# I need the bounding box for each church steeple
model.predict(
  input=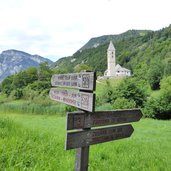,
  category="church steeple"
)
[103,41,131,78]
[108,41,115,51]
[107,41,116,77]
